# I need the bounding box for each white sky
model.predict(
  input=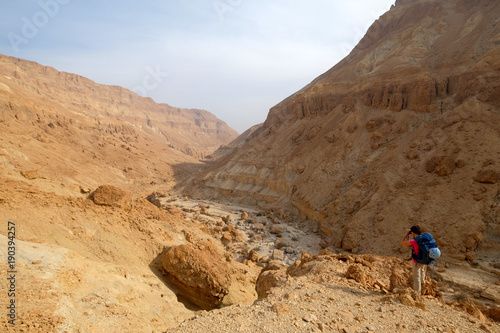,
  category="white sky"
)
[1,0,395,133]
